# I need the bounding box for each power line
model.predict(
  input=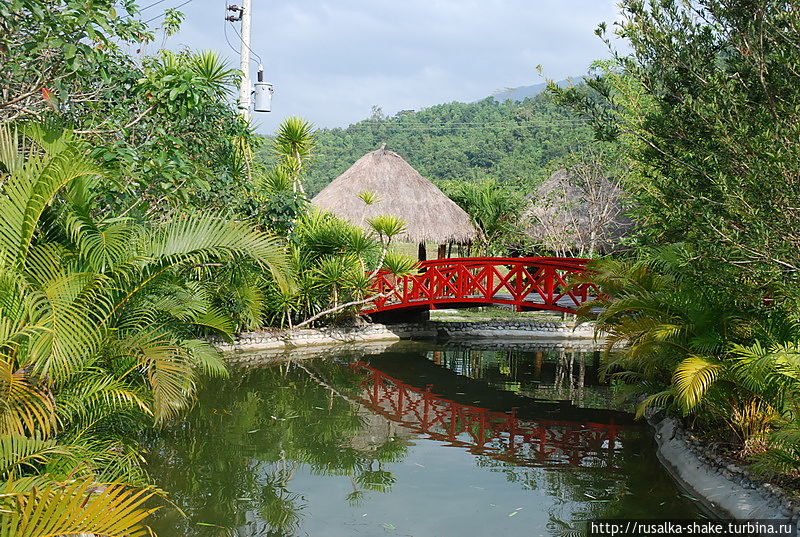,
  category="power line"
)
[139,0,171,12]
[229,11,262,65]
[143,0,195,25]
[333,122,592,131]
[222,7,240,56]
[355,120,591,126]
